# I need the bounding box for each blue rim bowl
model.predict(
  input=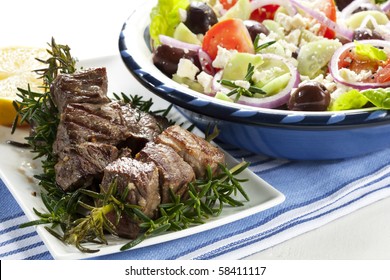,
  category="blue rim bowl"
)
[118,1,390,160]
